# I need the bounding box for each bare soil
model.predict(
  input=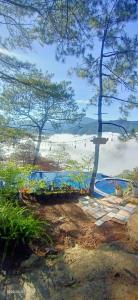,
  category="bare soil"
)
[33,200,138,254]
[0,198,138,300]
